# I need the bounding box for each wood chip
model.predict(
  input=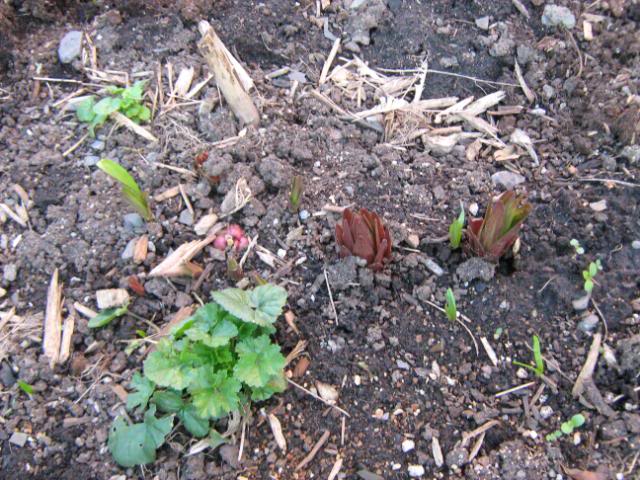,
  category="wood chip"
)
[173,66,195,97]
[154,185,181,202]
[572,333,601,398]
[266,413,287,453]
[58,312,75,364]
[293,356,310,378]
[43,269,63,368]
[515,61,535,103]
[294,430,330,472]
[320,38,341,85]
[284,310,300,334]
[133,235,149,264]
[194,213,219,236]
[327,456,343,480]
[480,337,499,366]
[432,436,444,467]
[111,384,128,403]
[583,21,594,41]
[149,237,214,277]
[316,381,339,403]
[96,289,130,309]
